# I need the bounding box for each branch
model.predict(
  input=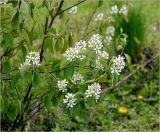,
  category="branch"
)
[57,0,87,15]
[101,54,160,94]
